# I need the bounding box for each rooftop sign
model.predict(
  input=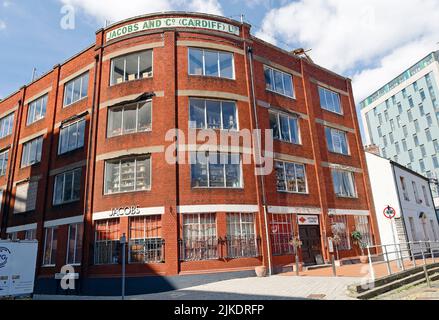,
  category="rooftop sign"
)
[106,17,240,42]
